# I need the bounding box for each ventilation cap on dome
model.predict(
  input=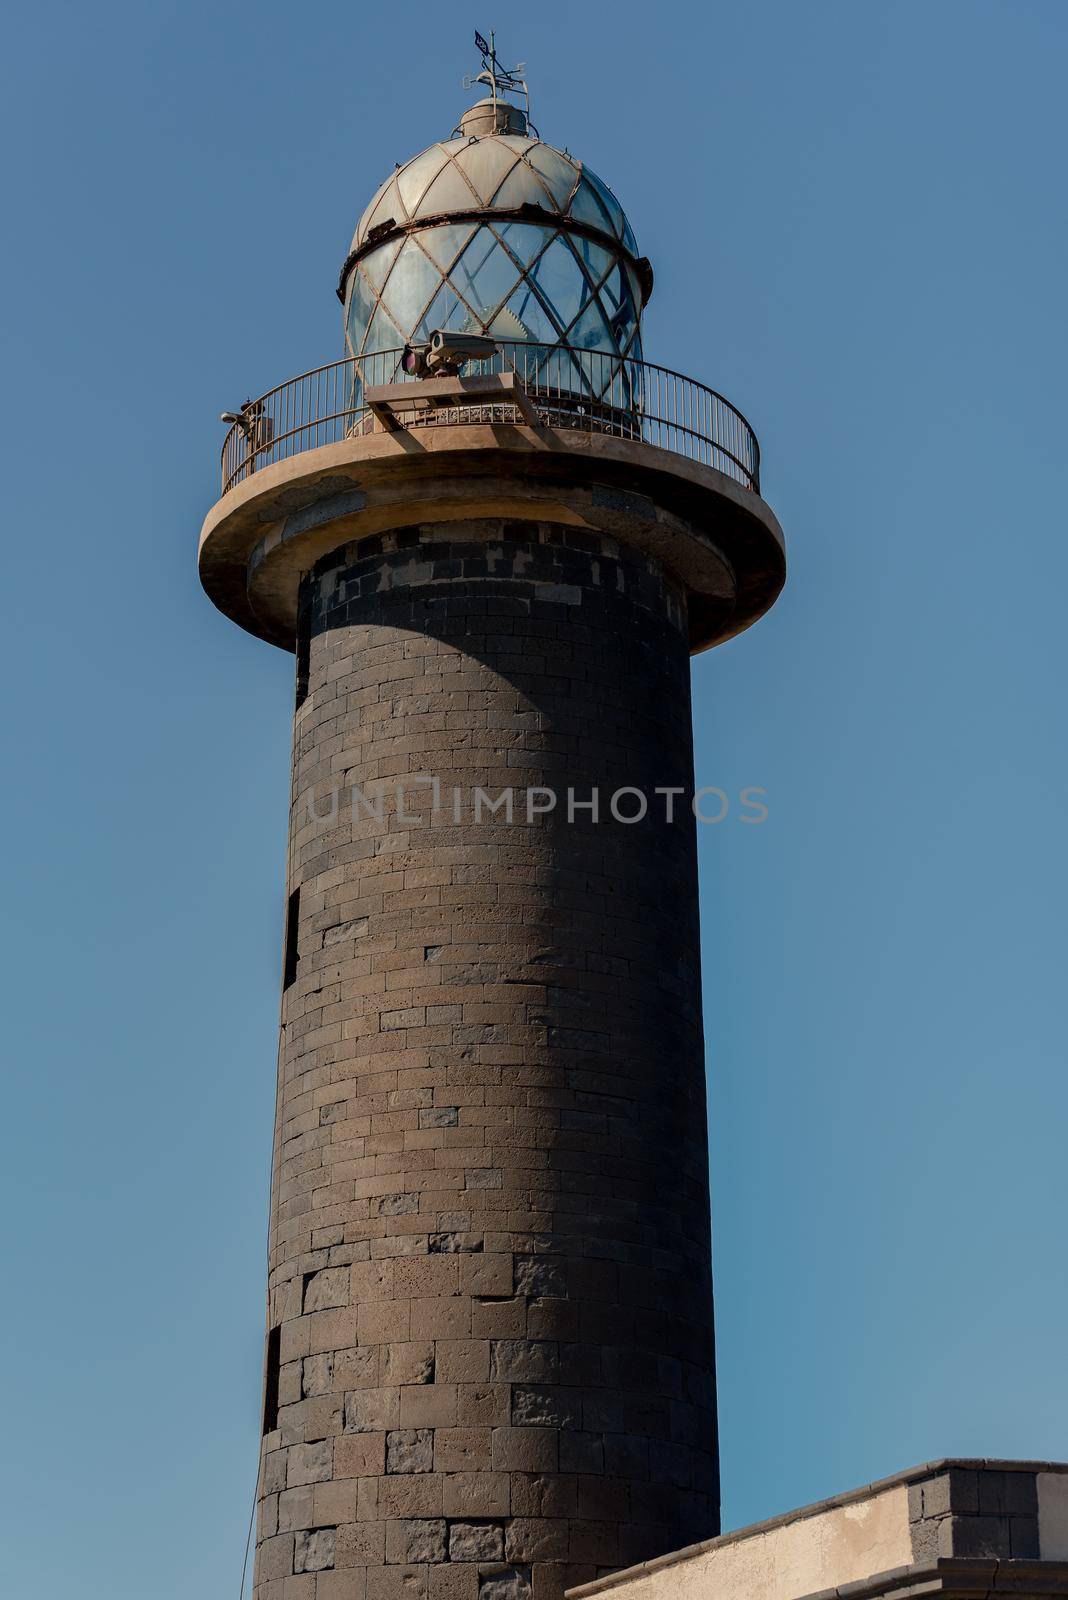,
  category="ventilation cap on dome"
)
[459,98,528,138]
